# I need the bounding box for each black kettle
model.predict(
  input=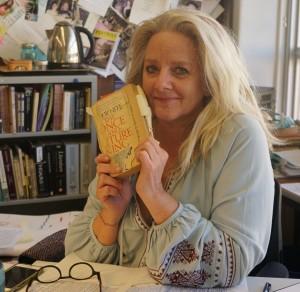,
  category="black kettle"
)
[47,21,94,69]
